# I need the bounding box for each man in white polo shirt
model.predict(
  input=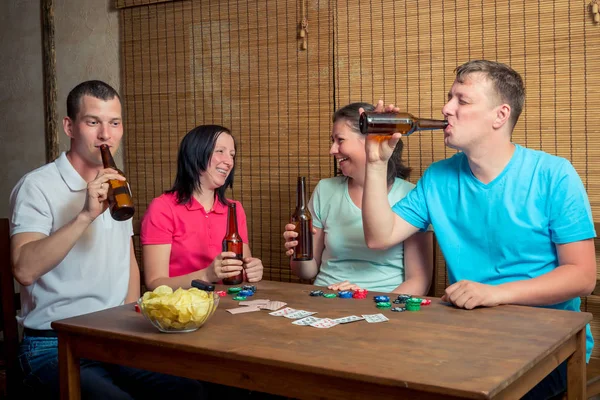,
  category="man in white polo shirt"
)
[10,80,206,399]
